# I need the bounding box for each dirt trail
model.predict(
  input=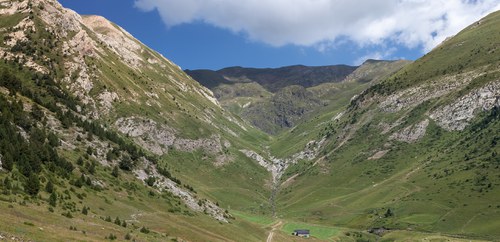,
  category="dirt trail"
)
[266,220,283,242]
[461,213,480,233]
